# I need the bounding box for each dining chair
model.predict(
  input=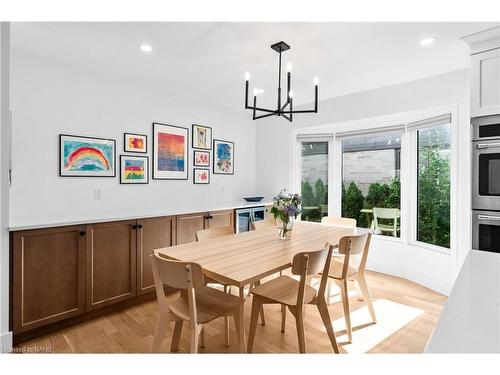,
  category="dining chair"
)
[321,216,357,228]
[372,207,400,237]
[247,244,339,354]
[150,251,242,353]
[250,216,276,230]
[326,232,376,343]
